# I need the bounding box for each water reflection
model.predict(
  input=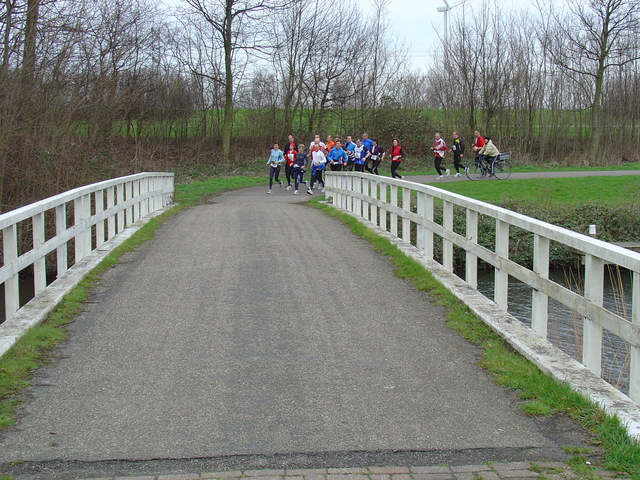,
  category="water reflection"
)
[476,267,632,394]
